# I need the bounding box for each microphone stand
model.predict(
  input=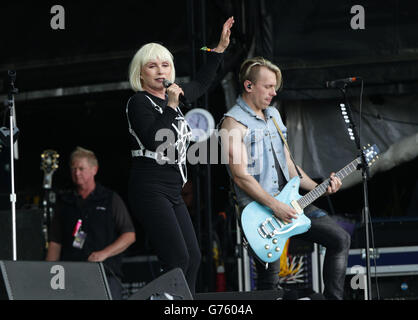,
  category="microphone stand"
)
[7,70,18,261]
[339,83,372,300]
